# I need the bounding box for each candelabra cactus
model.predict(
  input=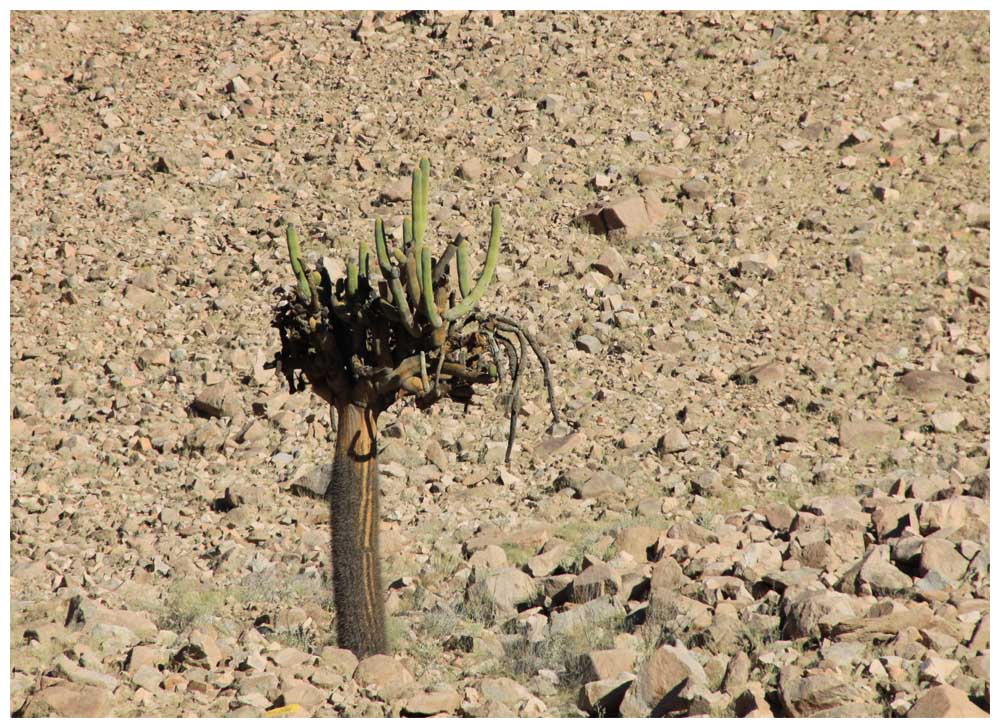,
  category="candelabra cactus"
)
[271,158,558,657]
